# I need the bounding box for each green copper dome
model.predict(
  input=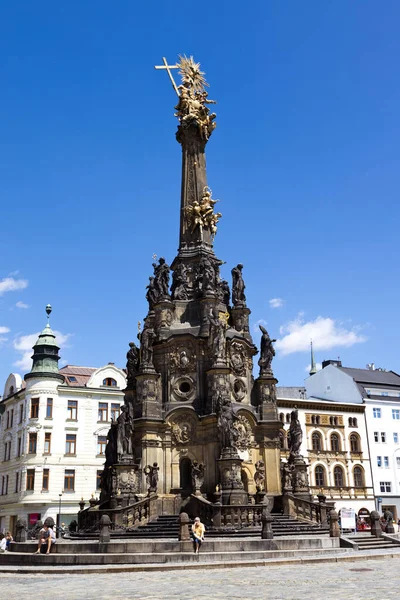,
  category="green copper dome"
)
[25,305,65,382]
